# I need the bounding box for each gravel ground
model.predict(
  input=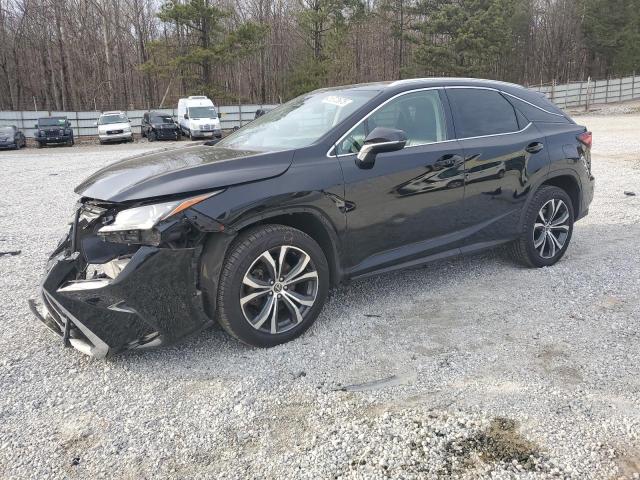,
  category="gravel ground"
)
[1,117,639,480]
